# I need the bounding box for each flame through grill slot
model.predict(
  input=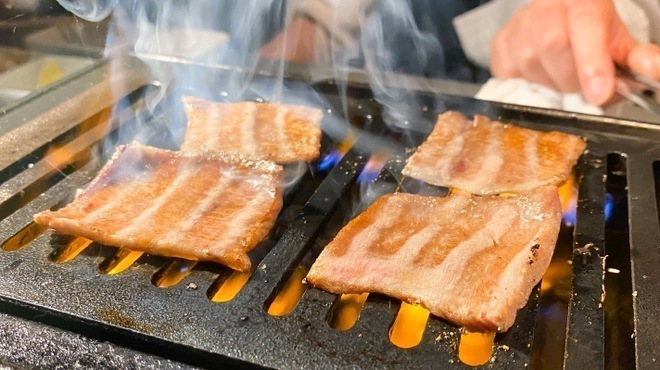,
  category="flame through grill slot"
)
[51,237,93,263]
[99,248,143,275]
[0,62,658,369]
